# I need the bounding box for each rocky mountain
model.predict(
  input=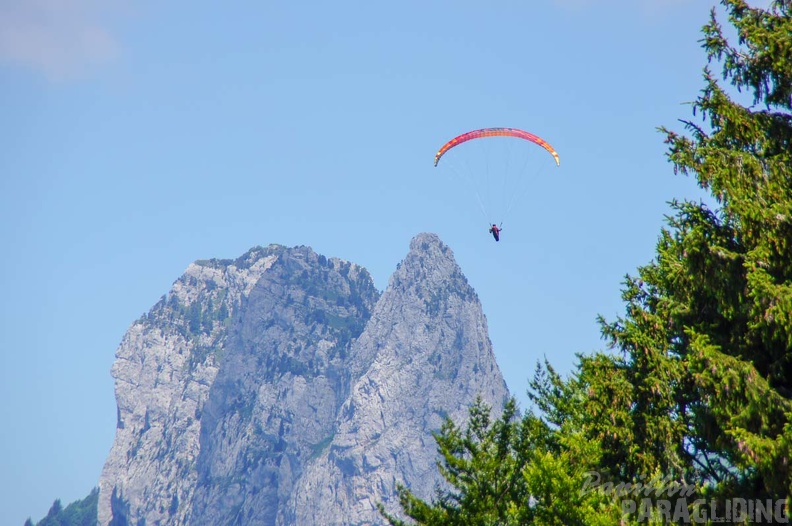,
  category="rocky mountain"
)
[97,233,510,525]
